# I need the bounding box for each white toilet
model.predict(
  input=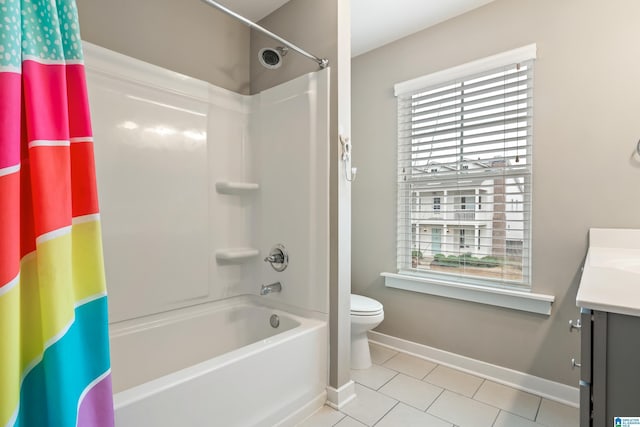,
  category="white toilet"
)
[350,294,384,370]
